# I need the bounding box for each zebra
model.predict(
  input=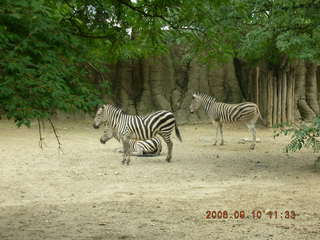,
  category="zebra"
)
[93,104,182,165]
[100,127,162,156]
[189,93,261,150]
